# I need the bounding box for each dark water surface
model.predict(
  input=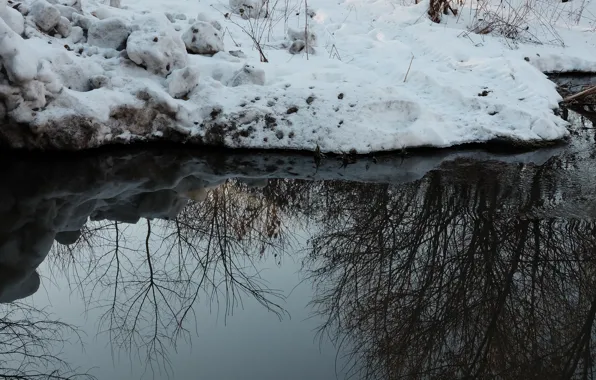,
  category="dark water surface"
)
[1,113,596,380]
